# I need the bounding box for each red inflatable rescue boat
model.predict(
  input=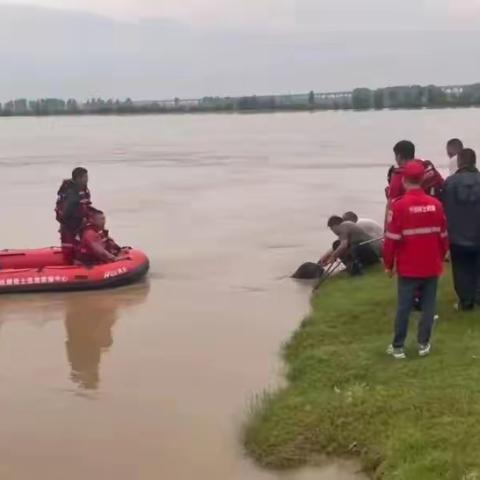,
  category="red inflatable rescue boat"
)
[0,247,149,294]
